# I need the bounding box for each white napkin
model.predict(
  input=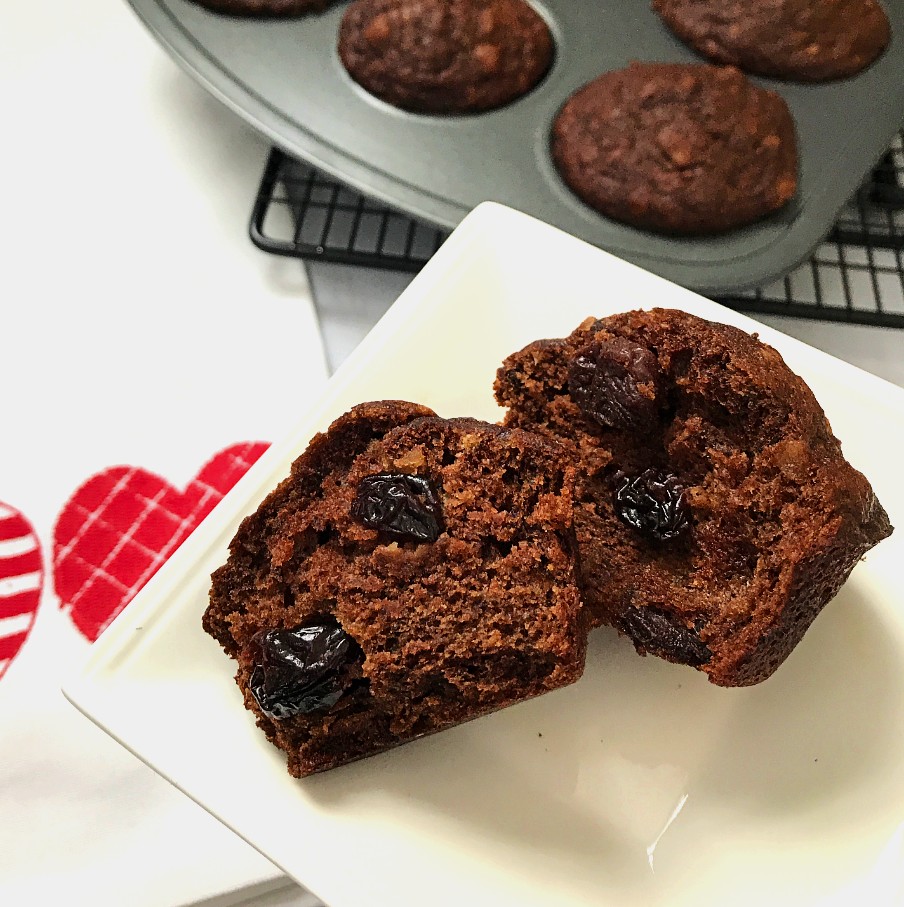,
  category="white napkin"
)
[0,1,334,903]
